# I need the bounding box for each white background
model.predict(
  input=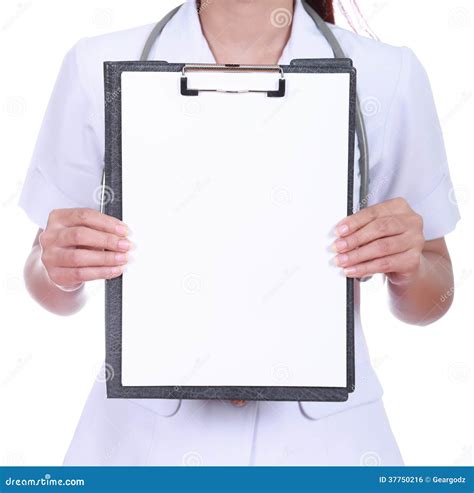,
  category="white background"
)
[0,0,472,466]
